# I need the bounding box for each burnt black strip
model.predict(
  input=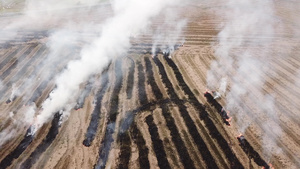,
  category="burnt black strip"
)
[204,92,230,125]
[162,55,244,168]
[145,115,171,169]
[161,104,196,169]
[0,127,35,169]
[94,123,115,169]
[109,59,123,122]
[126,57,135,99]
[144,57,163,100]
[94,59,124,169]
[20,112,62,169]
[144,57,195,169]
[83,72,109,147]
[237,135,270,169]
[117,131,131,169]
[27,80,48,104]
[153,56,219,169]
[130,122,150,169]
[137,62,148,105]
[75,79,93,110]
